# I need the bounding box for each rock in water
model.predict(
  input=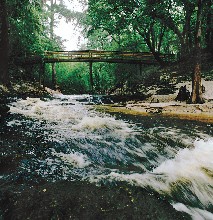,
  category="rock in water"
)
[0,104,10,118]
